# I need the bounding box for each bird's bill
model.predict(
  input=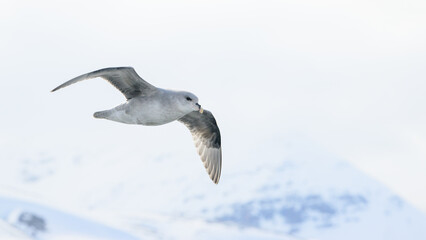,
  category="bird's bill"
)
[199,107,204,114]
